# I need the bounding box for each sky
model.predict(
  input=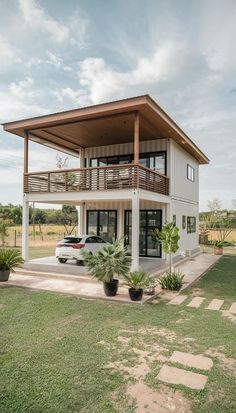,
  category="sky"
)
[0,0,235,211]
